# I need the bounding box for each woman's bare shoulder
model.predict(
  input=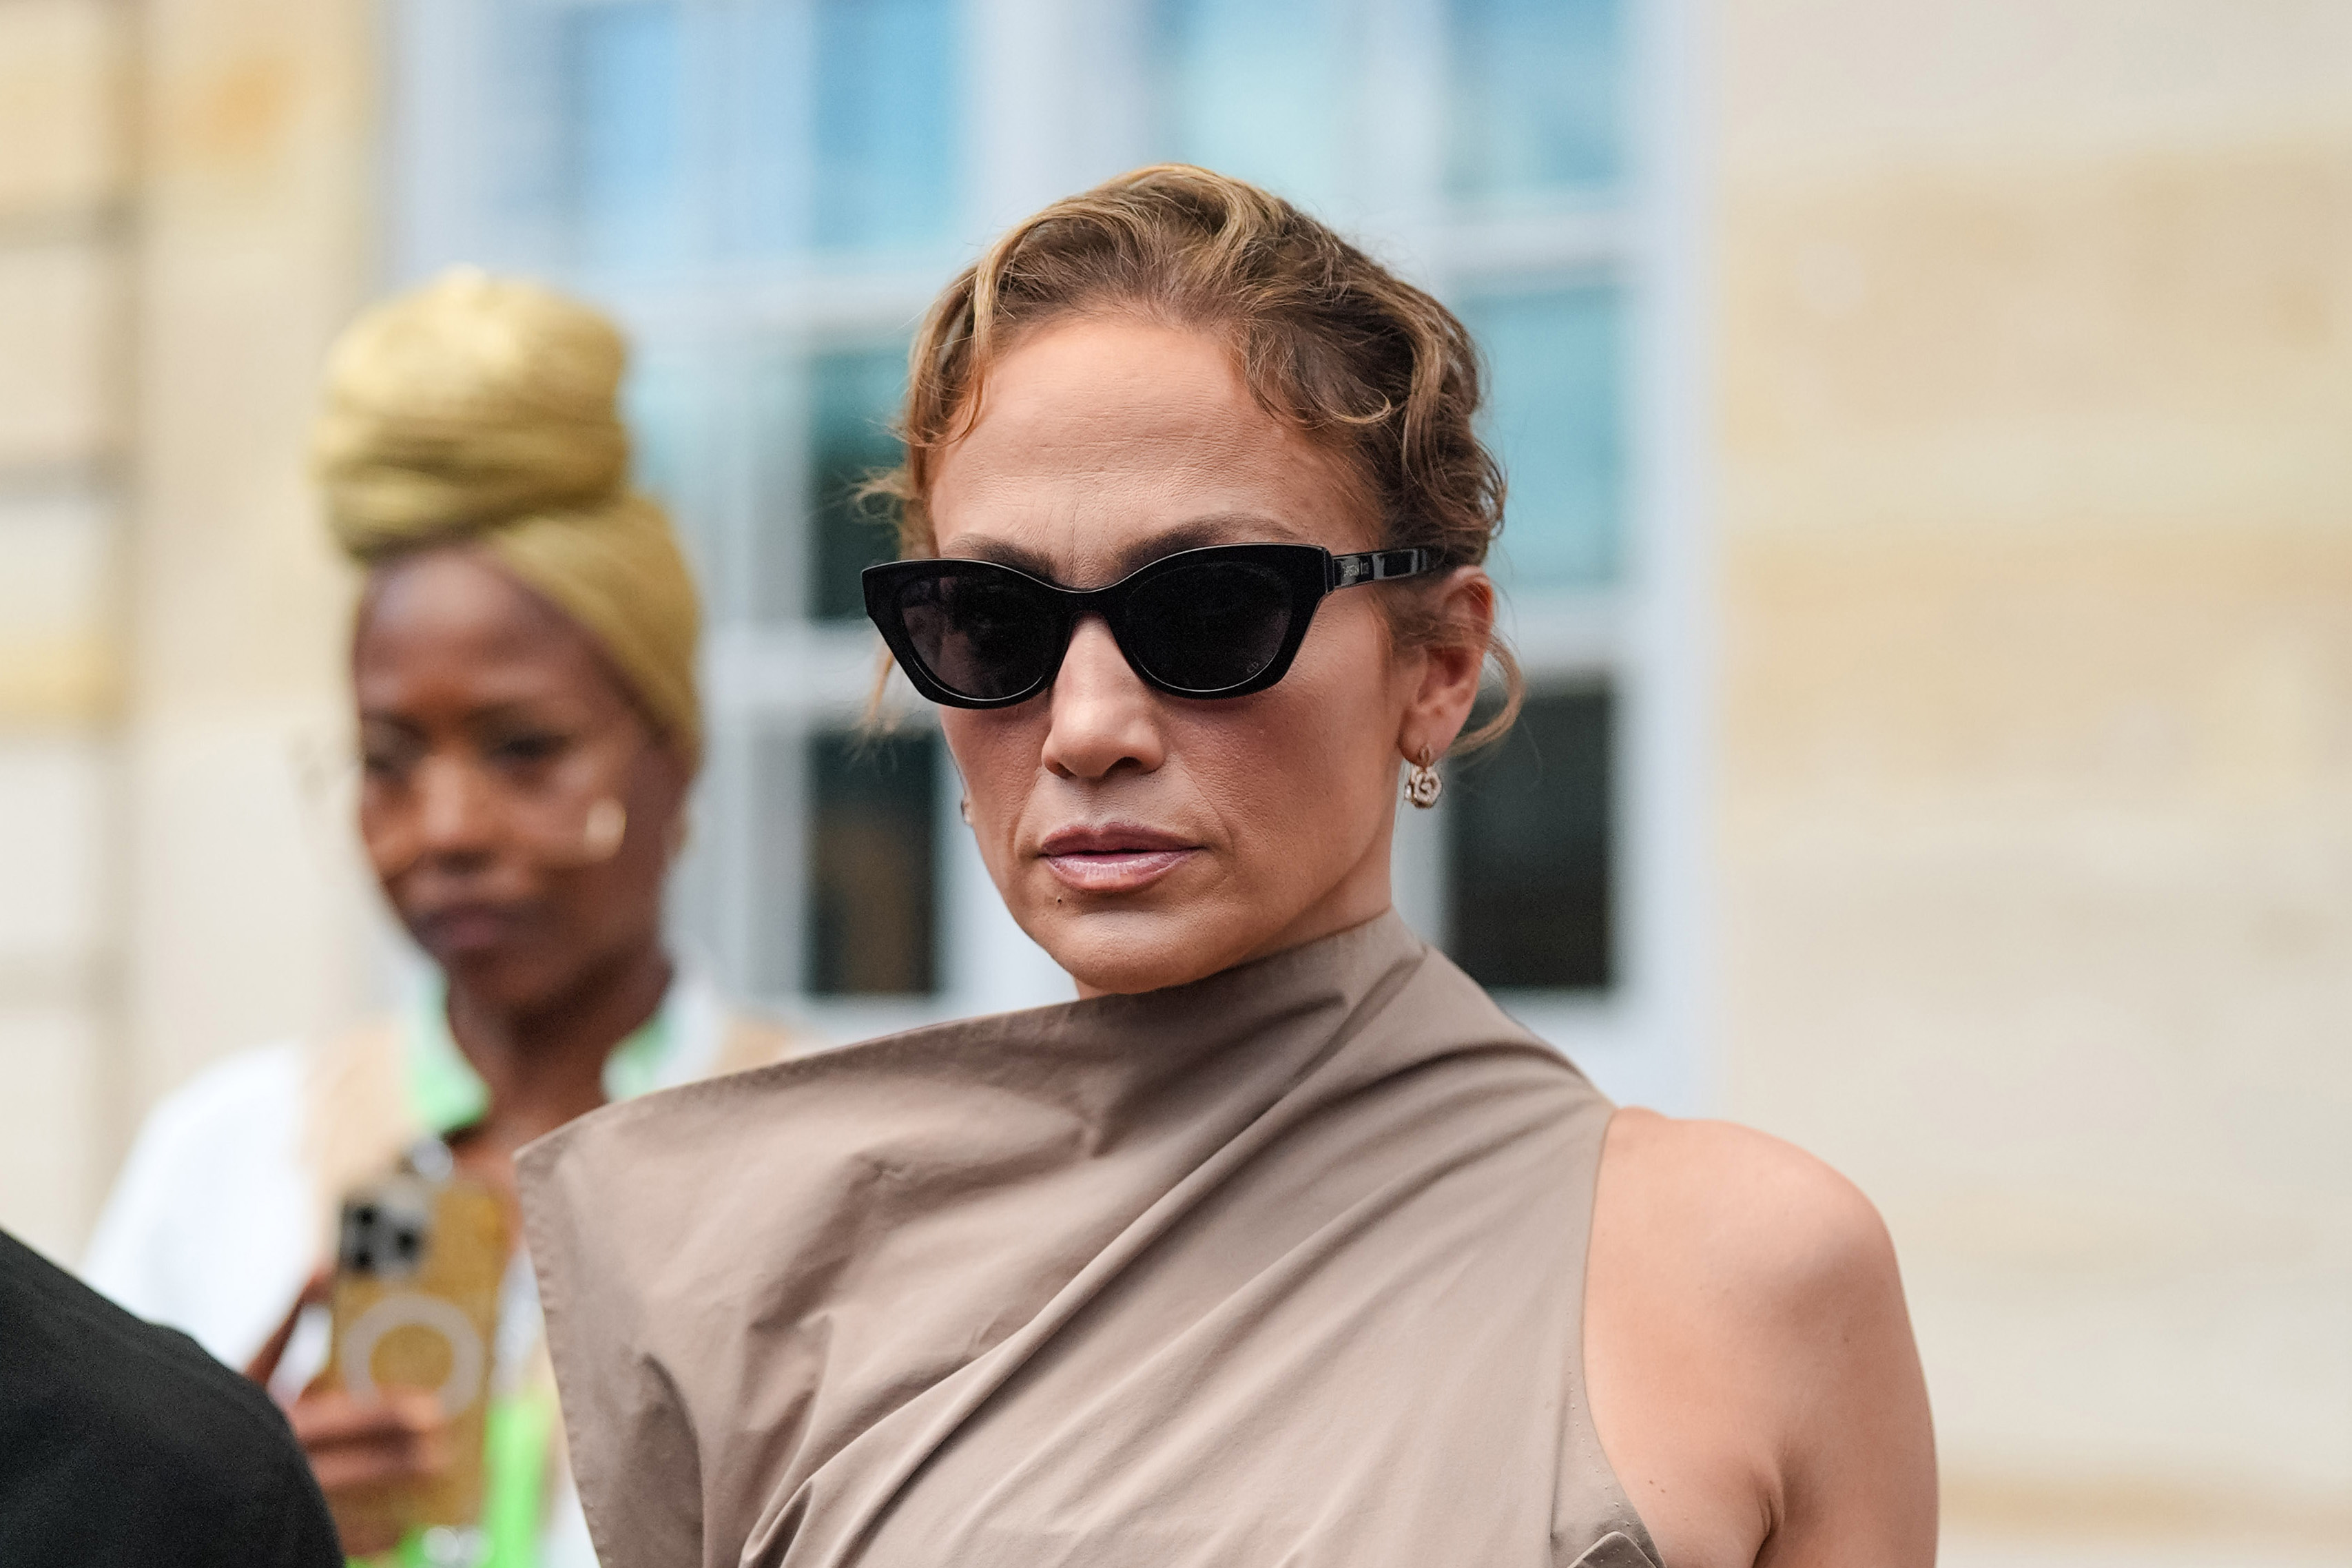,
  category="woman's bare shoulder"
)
[1596,1109,1899,1310]
[1587,1111,1935,1568]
